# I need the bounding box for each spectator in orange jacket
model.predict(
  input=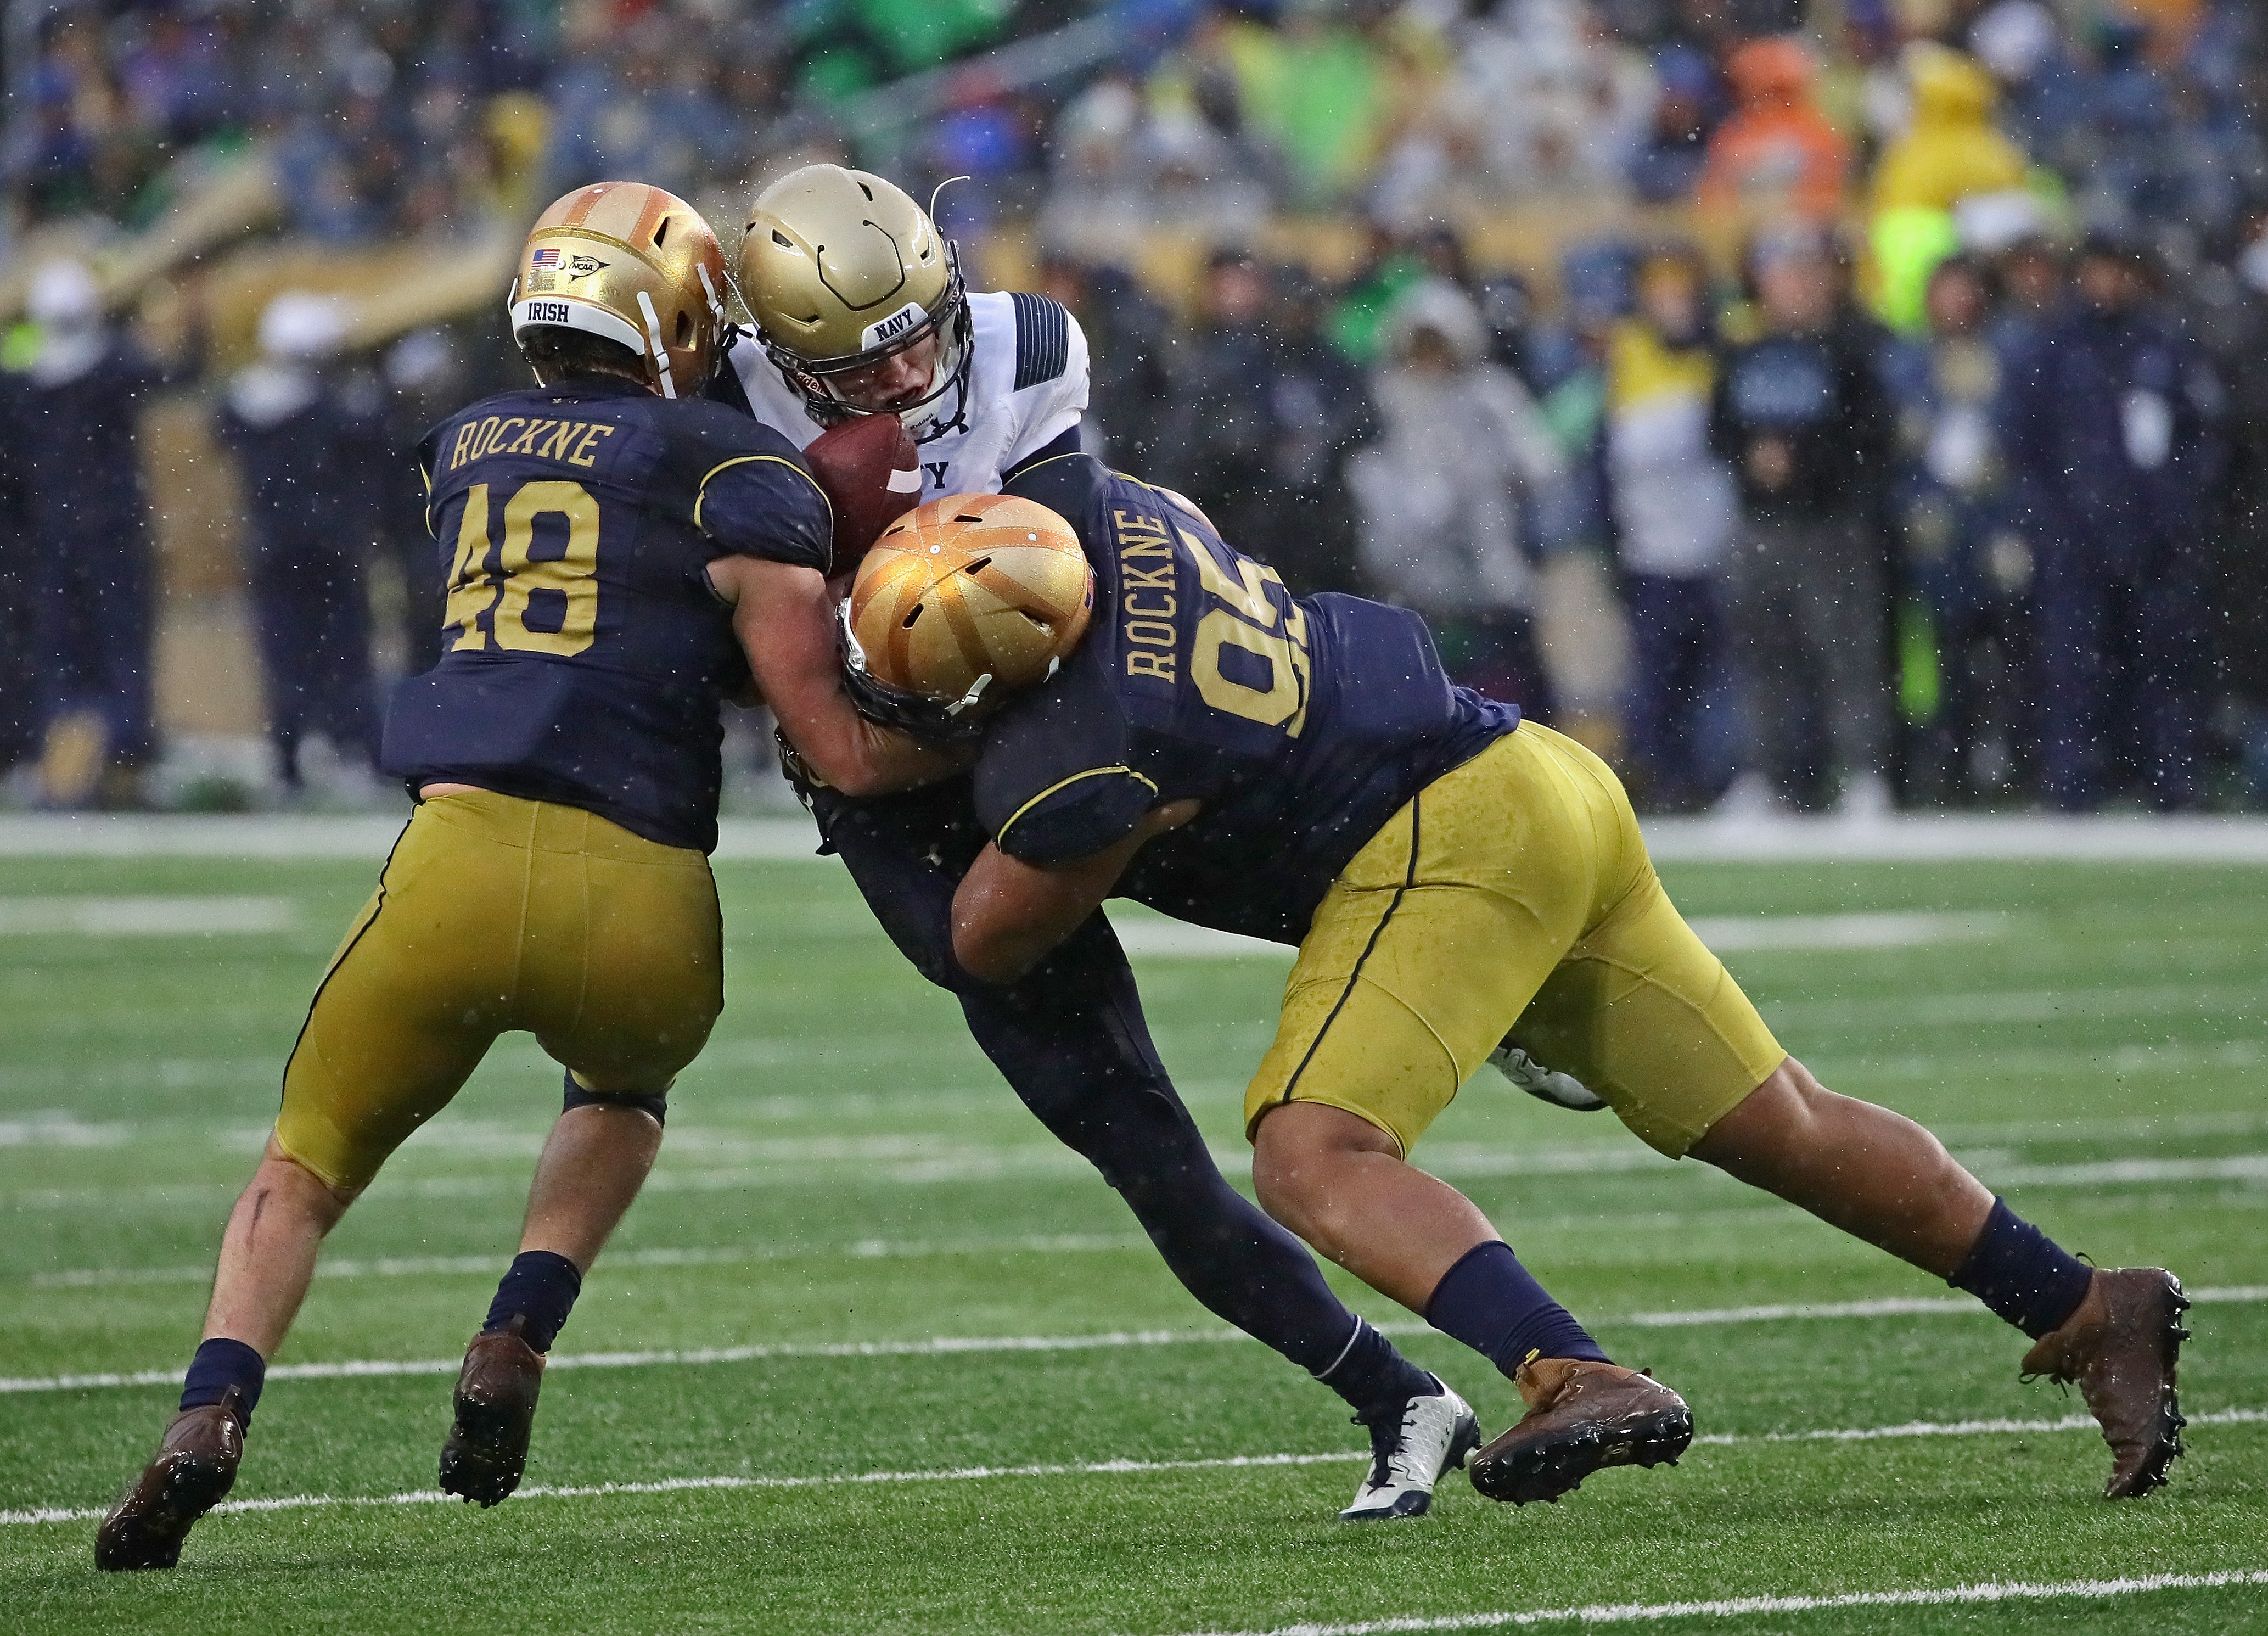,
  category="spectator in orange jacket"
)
[1697,37,1850,221]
